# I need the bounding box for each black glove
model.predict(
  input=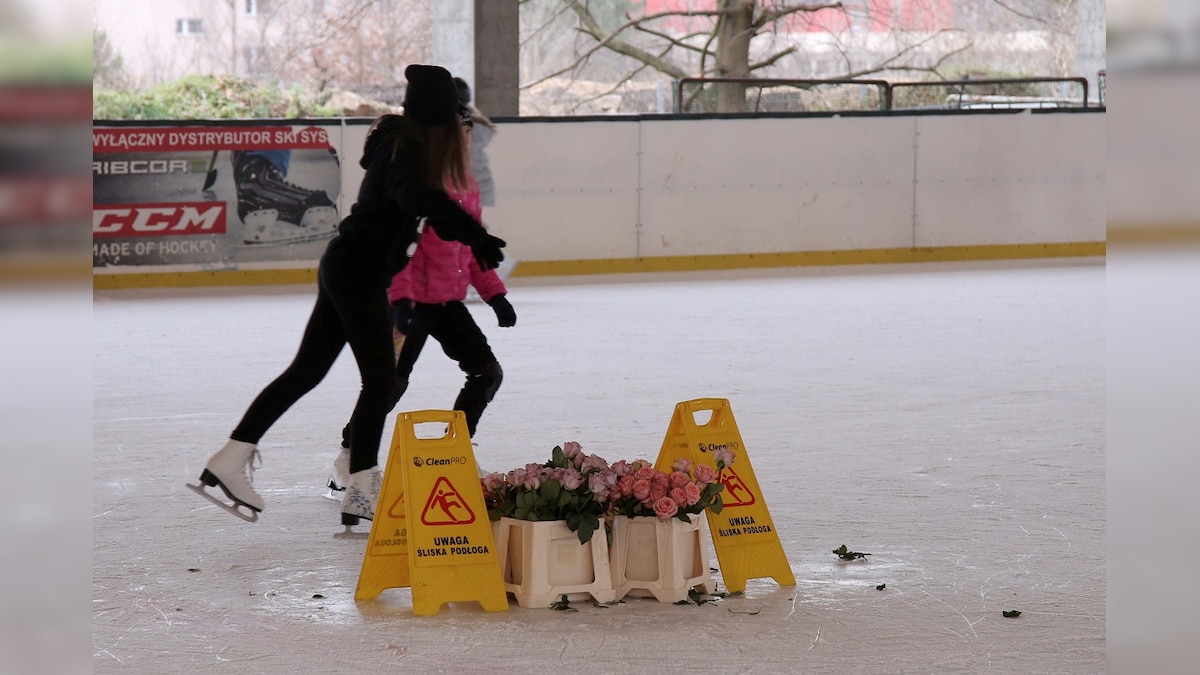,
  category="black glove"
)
[488,293,517,327]
[470,233,506,271]
[391,299,414,335]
